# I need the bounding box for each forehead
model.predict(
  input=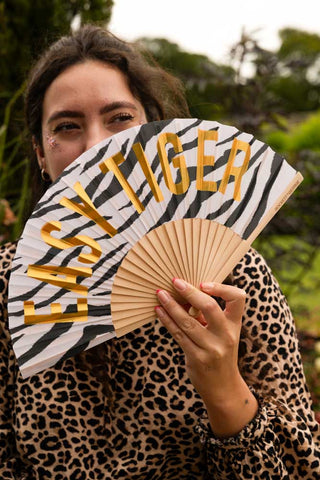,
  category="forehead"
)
[42,60,134,114]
